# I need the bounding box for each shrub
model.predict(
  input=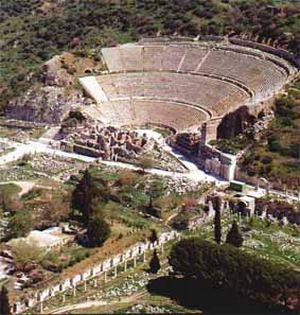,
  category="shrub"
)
[261,155,272,164]
[6,210,33,239]
[225,221,243,247]
[11,241,45,271]
[137,156,156,173]
[267,135,281,152]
